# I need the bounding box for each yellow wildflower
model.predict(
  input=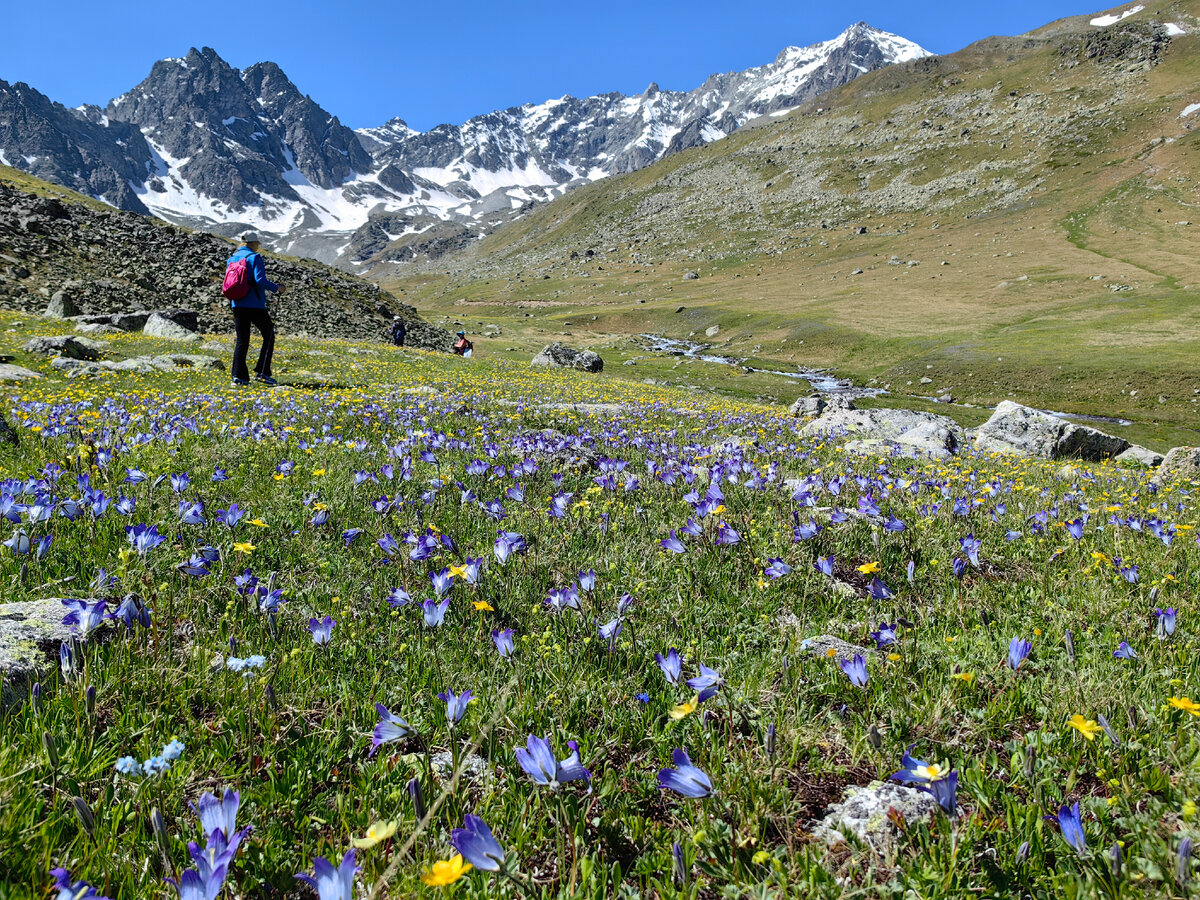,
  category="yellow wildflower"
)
[669,695,699,720]
[351,819,397,849]
[857,561,880,574]
[951,672,975,684]
[232,542,255,554]
[473,601,493,612]
[1068,714,1102,740]
[1169,697,1200,716]
[422,855,472,886]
